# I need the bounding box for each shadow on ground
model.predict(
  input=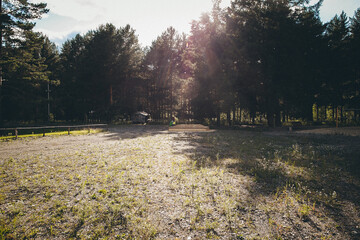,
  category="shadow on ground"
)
[171,129,360,239]
[104,125,170,141]
[99,125,360,239]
